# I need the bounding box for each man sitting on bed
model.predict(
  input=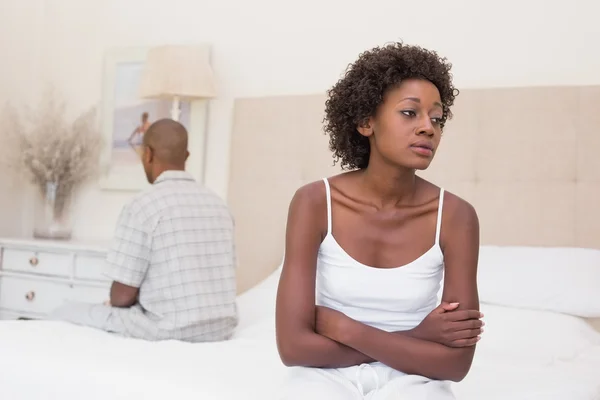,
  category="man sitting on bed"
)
[50,119,238,342]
